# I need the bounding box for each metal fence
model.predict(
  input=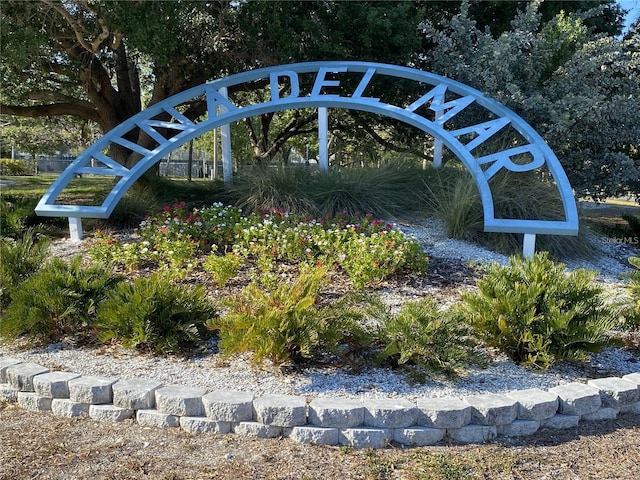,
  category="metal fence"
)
[33,158,220,178]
